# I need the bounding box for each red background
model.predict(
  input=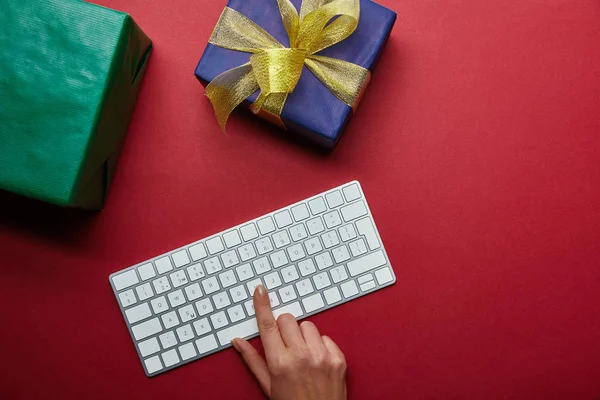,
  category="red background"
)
[1,0,599,399]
